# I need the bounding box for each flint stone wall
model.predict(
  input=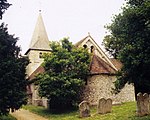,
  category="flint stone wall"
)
[82,74,135,106]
